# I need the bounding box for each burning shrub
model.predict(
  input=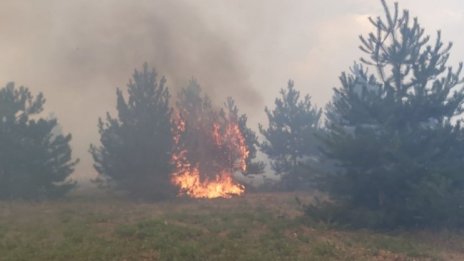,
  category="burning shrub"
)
[92,66,260,200]
[171,81,261,198]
